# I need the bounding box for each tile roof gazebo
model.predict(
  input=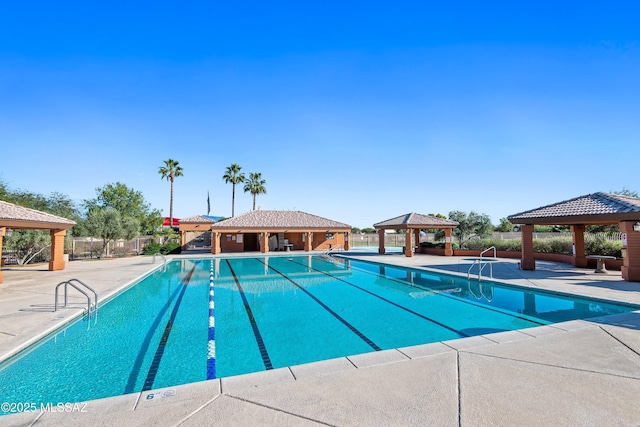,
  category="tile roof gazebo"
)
[0,200,76,283]
[508,192,640,282]
[210,210,351,254]
[178,215,222,250]
[374,213,459,258]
